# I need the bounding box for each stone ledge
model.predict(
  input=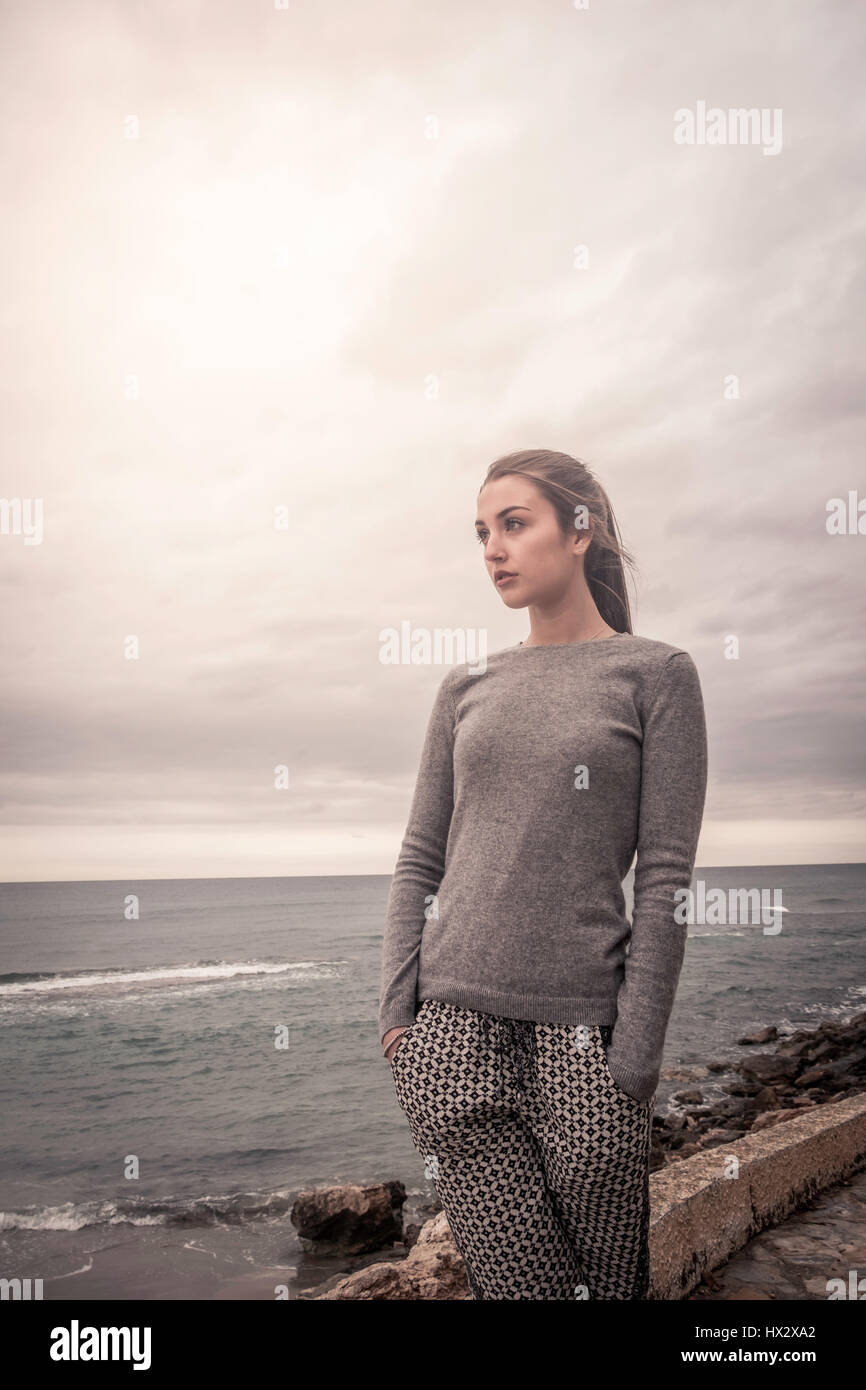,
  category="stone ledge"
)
[649,1091,866,1299]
